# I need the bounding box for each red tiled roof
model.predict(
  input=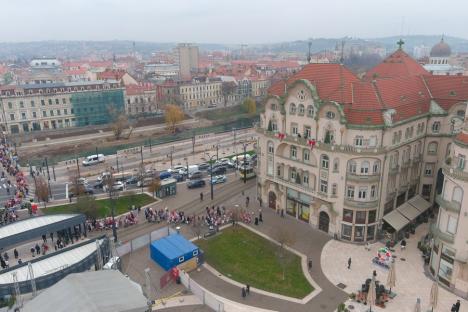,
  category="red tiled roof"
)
[346,81,385,125]
[64,68,87,76]
[268,80,287,97]
[125,84,154,96]
[98,69,126,80]
[423,75,468,110]
[365,49,429,80]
